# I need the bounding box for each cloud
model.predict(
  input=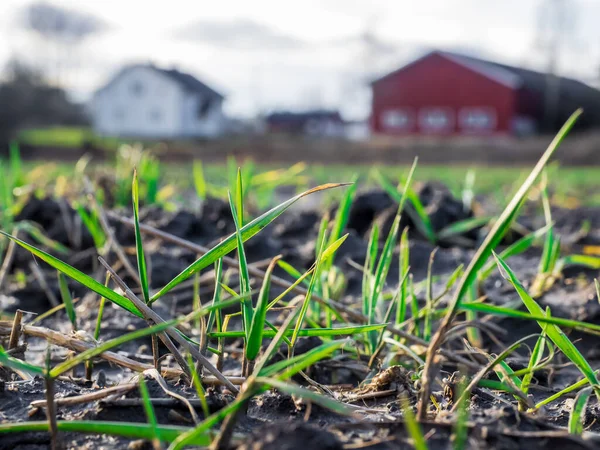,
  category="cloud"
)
[18,1,110,41]
[173,18,306,51]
